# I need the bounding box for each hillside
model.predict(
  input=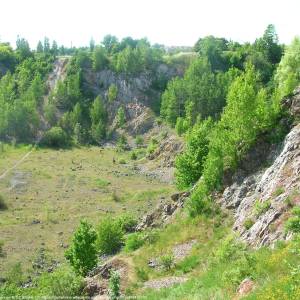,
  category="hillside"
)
[1,27,300,300]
